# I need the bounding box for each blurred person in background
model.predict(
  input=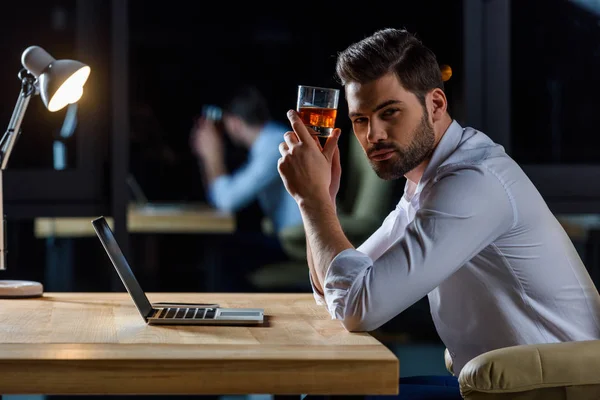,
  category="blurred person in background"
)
[190,84,302,291]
